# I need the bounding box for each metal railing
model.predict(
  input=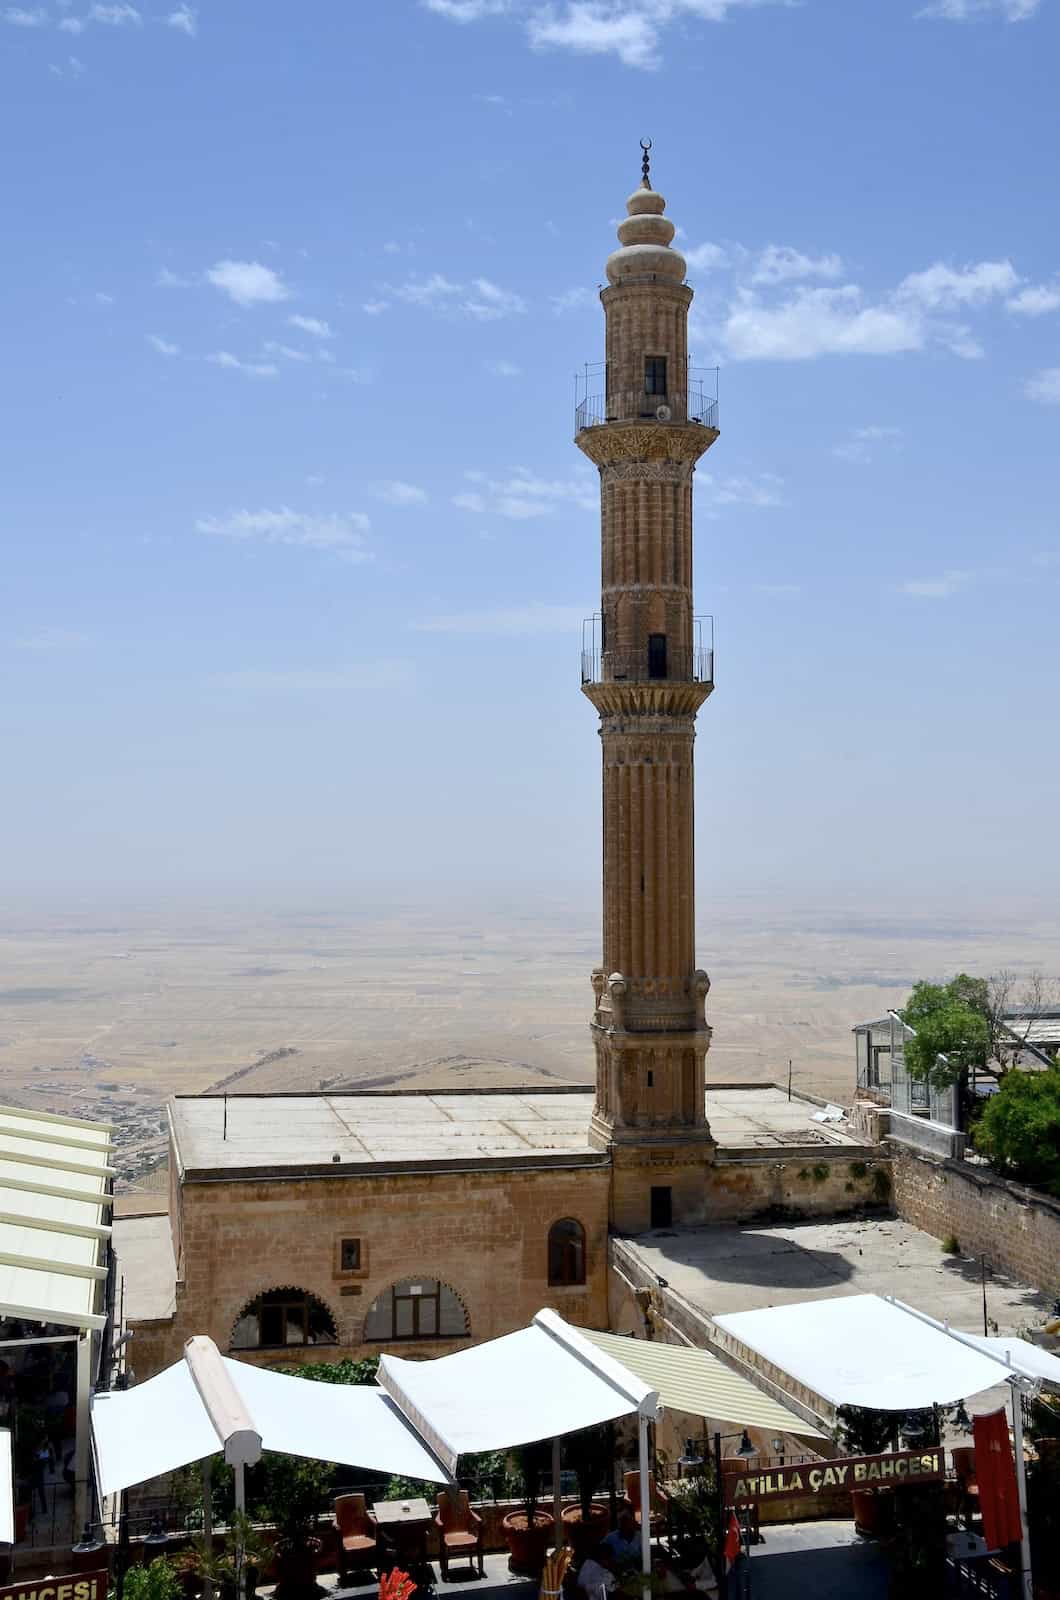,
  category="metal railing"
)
[575,385,718,432]
[581,616,714,688]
